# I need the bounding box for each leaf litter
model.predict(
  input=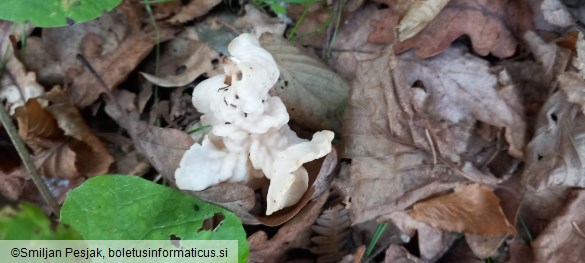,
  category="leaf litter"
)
[2,0,585,261]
